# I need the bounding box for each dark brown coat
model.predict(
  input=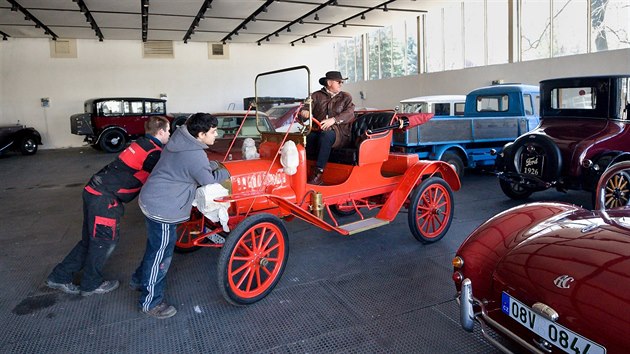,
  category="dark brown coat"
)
[309,88,355,148]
